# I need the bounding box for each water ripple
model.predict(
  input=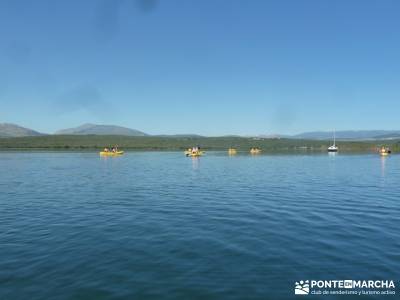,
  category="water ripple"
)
[0,152,399,299]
